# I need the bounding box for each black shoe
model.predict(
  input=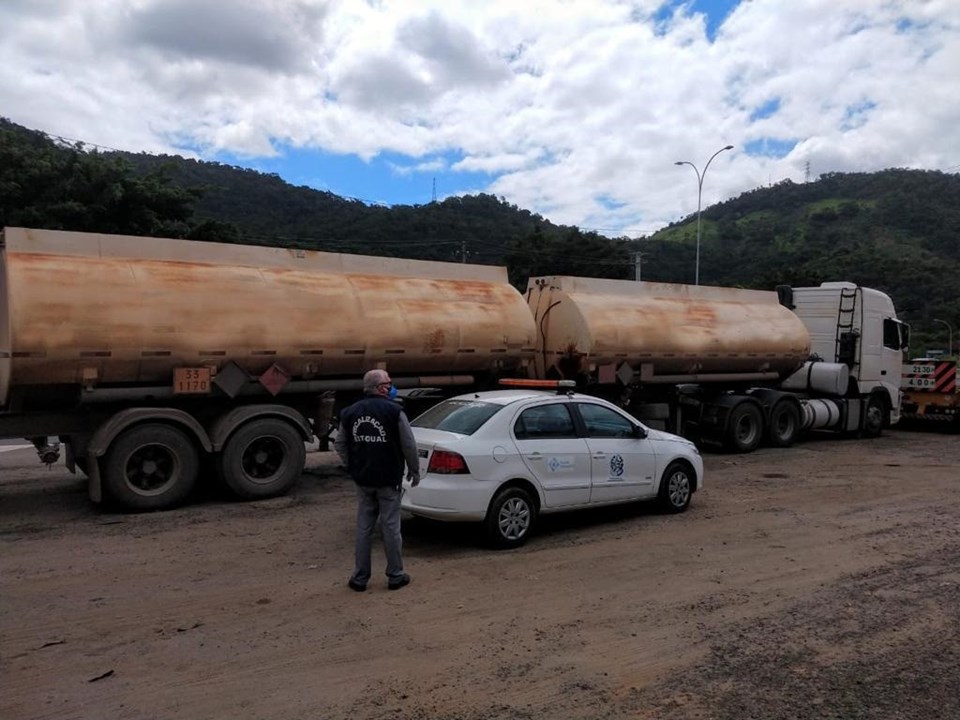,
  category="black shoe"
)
[387,573,411,591]
[347,579,367,592]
